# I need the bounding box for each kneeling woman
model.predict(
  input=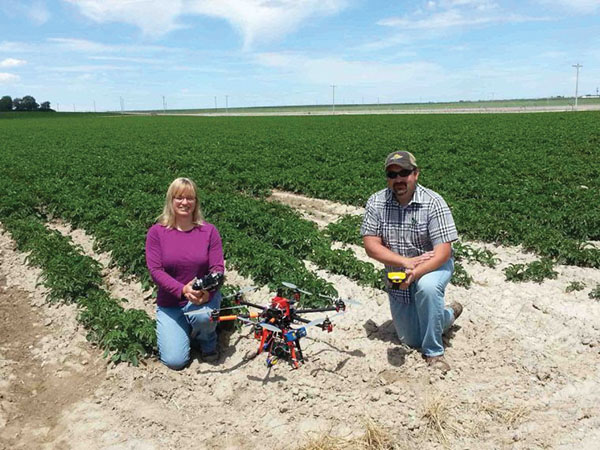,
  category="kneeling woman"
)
[145,177,224,369]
